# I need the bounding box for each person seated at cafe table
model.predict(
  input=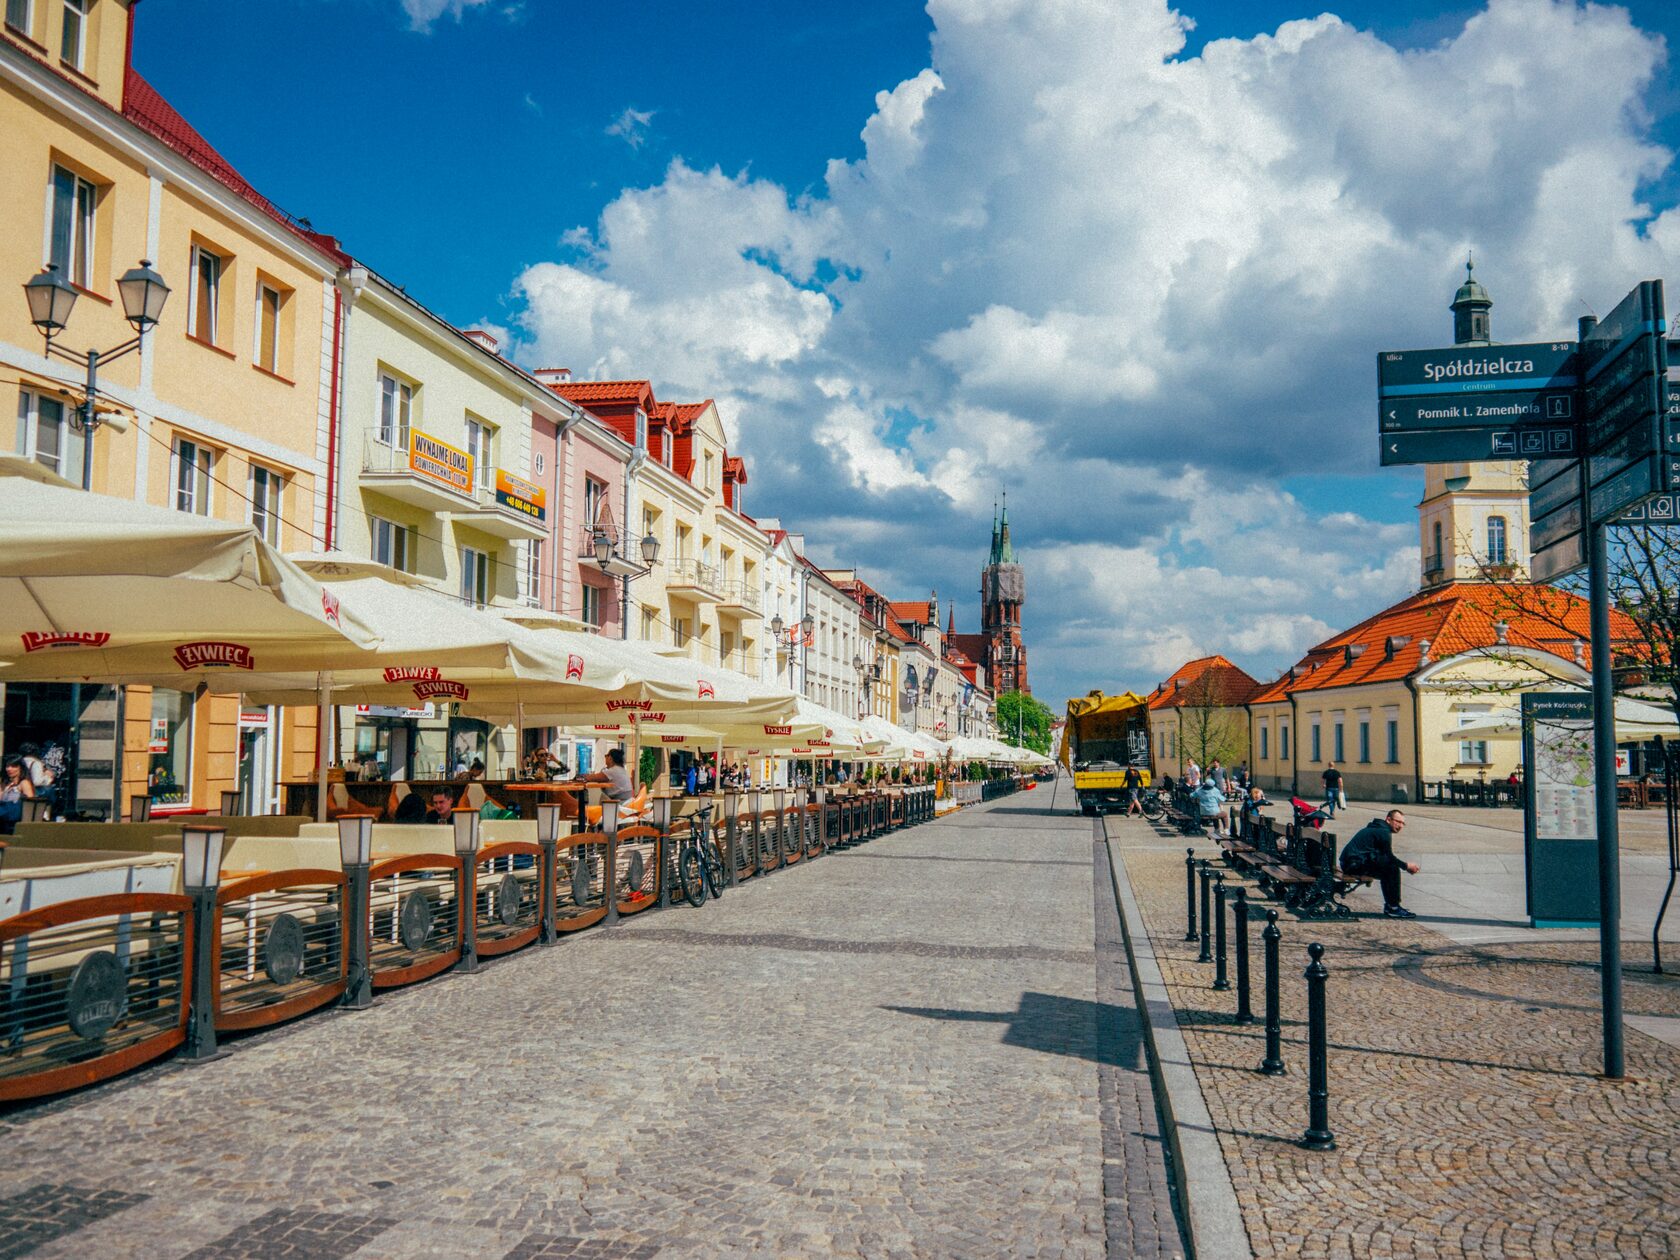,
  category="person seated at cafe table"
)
[424,789,458,825]
[580,748,634,803]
